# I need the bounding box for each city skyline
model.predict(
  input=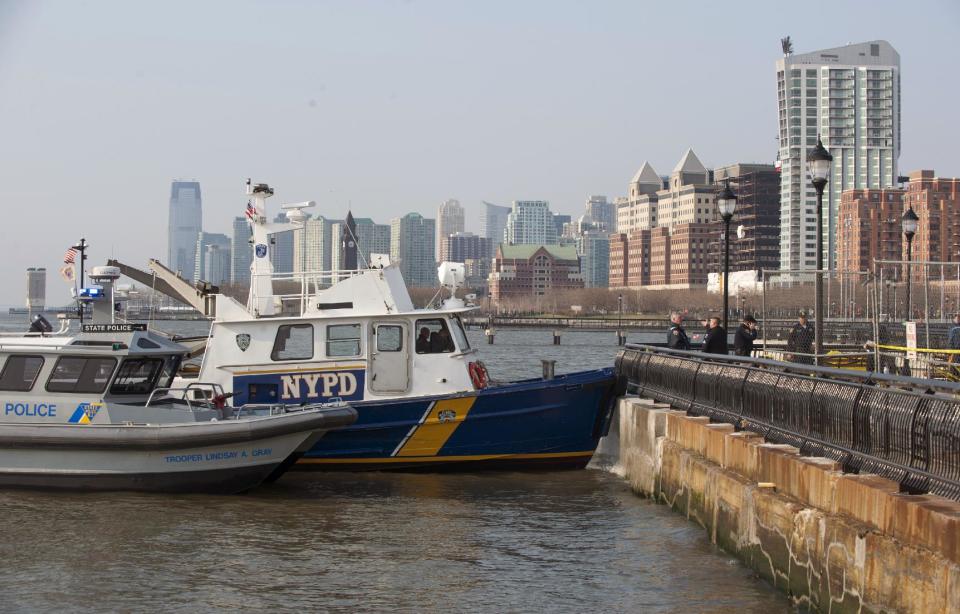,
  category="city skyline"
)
[2,1,959,303]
